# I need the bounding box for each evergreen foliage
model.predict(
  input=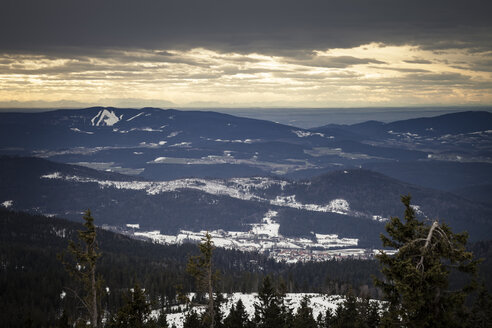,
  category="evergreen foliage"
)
[375,195,480,327]
[187,232,219,328]
[183,310,203,328]
[466,284,492,328]
[107,283,156,328]
[292,296,317,328]
[60,210,102,328]
[1,207,491,327]
[223,299,252,328]
[253,276,286,328]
